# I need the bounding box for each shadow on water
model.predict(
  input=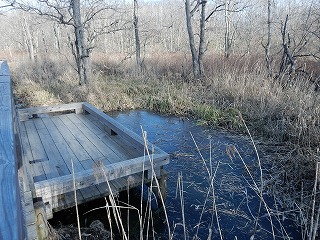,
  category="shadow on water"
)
[108,110,301,240]
[50,110,301,239]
